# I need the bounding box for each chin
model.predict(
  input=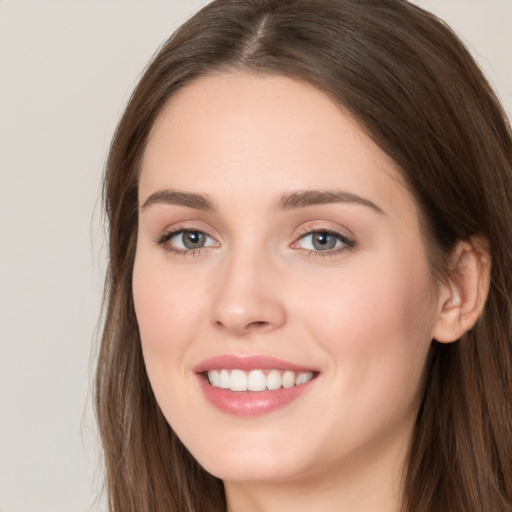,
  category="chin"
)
[182,423,339,487]
[200,452,304,484]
